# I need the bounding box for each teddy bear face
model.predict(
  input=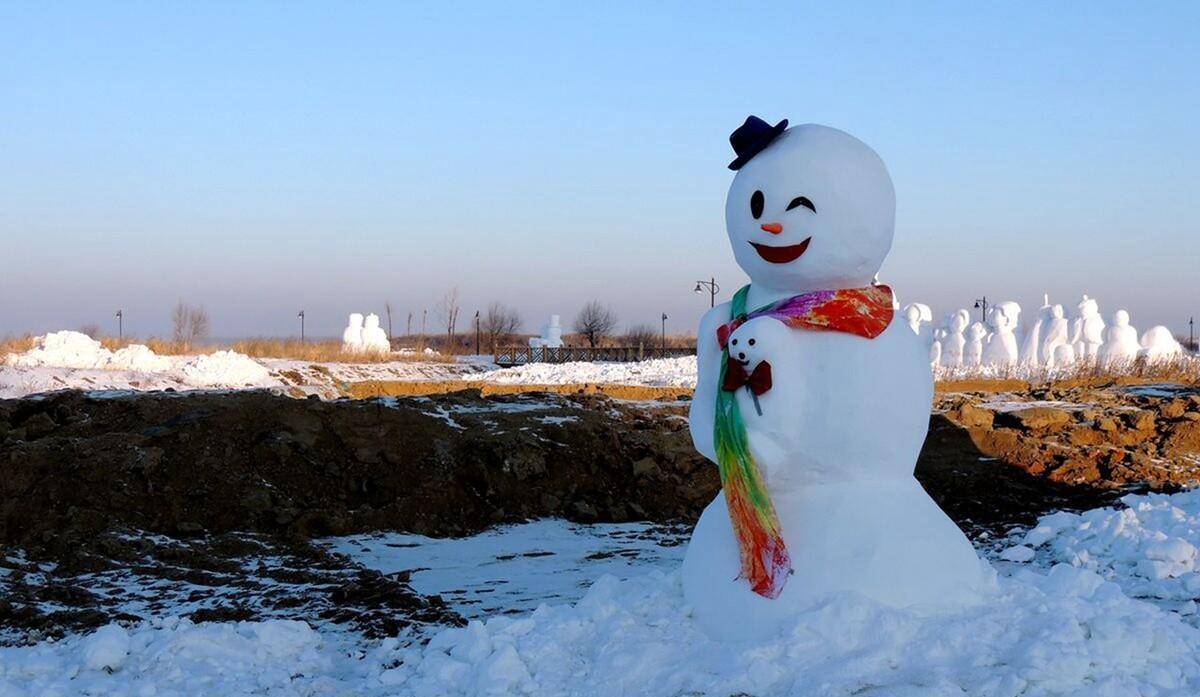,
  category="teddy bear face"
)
[725,317,791,370]
[724,124,896,293]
